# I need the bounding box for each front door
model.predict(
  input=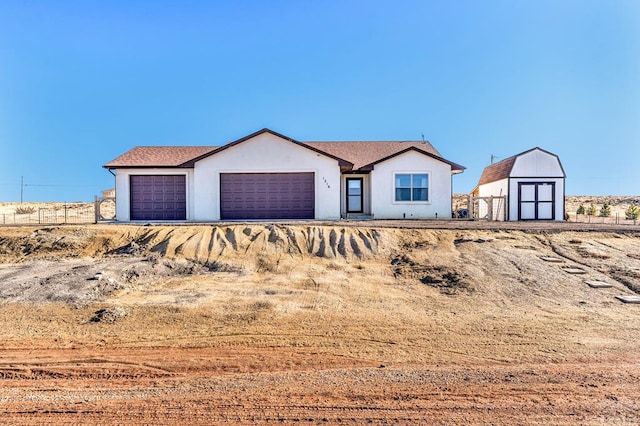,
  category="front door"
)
[518,182,555,220]
[346,178,363,213]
